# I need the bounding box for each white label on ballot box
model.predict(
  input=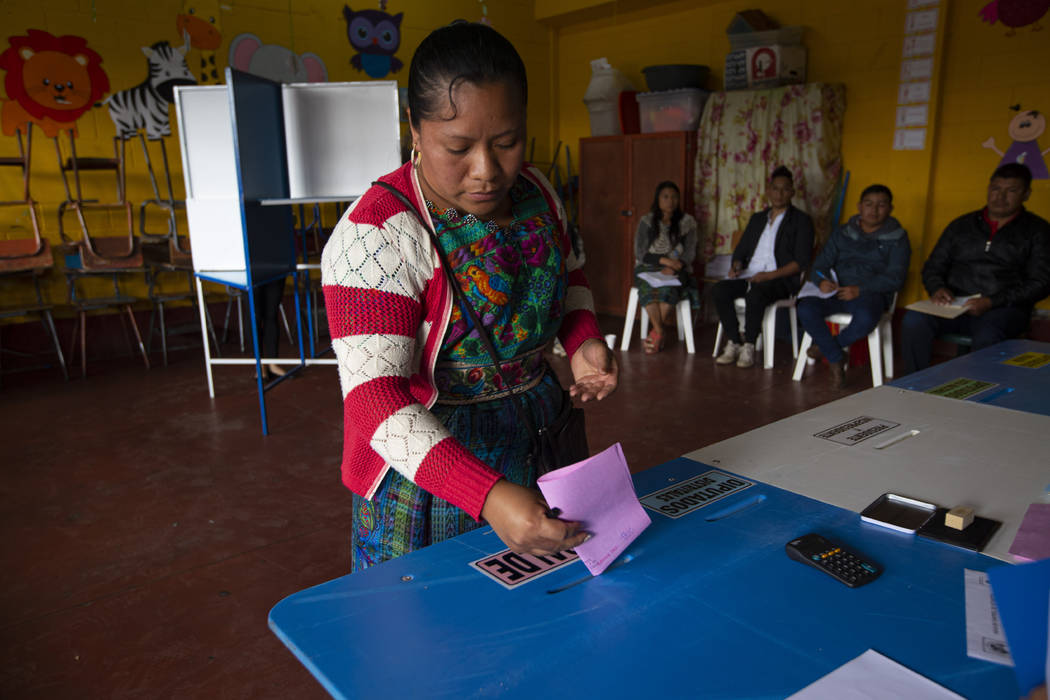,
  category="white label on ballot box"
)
[639,470,755,519]
[813,416,901,445]
[470,548,579,589]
